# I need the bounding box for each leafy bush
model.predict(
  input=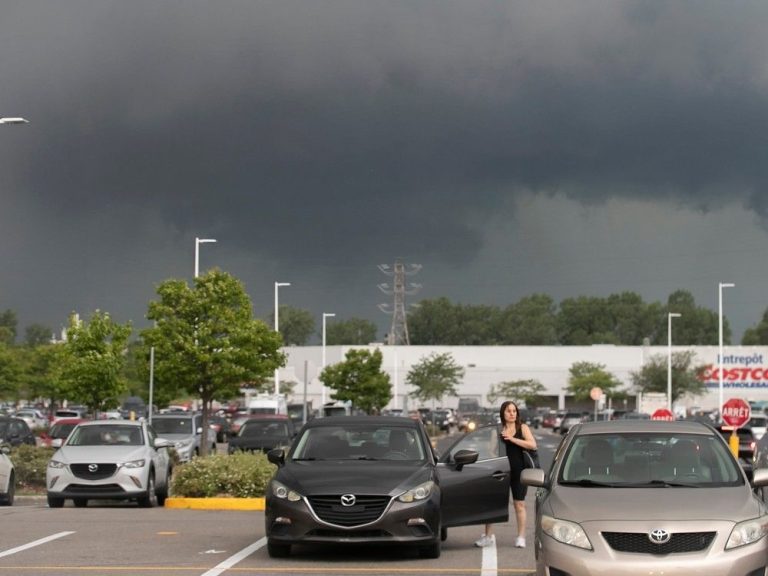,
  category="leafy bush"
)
[9,445,54,492]
[171,452,275,498]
